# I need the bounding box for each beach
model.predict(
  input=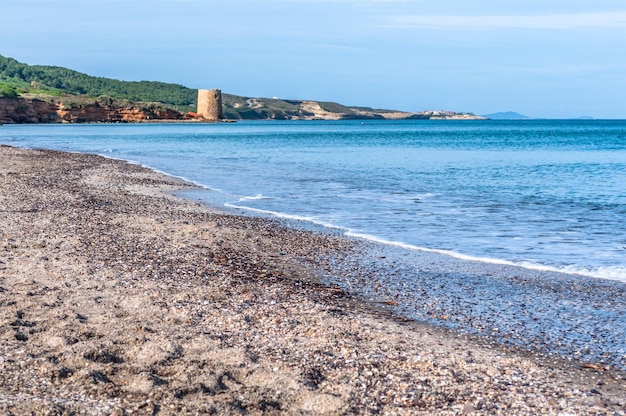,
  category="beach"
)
[1,145,625,415]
